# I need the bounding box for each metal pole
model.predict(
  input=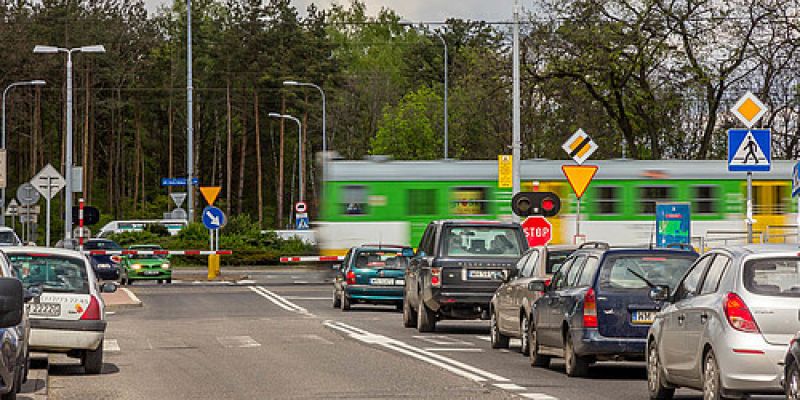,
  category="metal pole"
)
[186,0,194,222]
[296,118,304,202]
[79,197,84,250]
[1,86,9,227]
[435,33,448,159]
[511,0,522,222]
[576,198,582,241]
[46,179,51,246]
[64,51,74,241]
[796,196,800,244]
[747,172,753,243]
